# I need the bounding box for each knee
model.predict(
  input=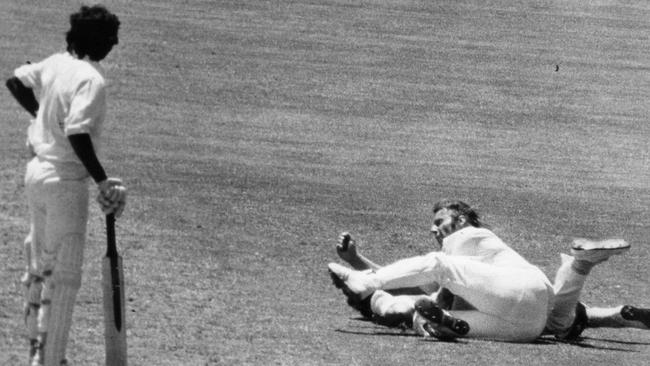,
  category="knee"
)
[371,291,415,315]
[54,266,82,290]
[52,234,85,289]
[370,291,417,326]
